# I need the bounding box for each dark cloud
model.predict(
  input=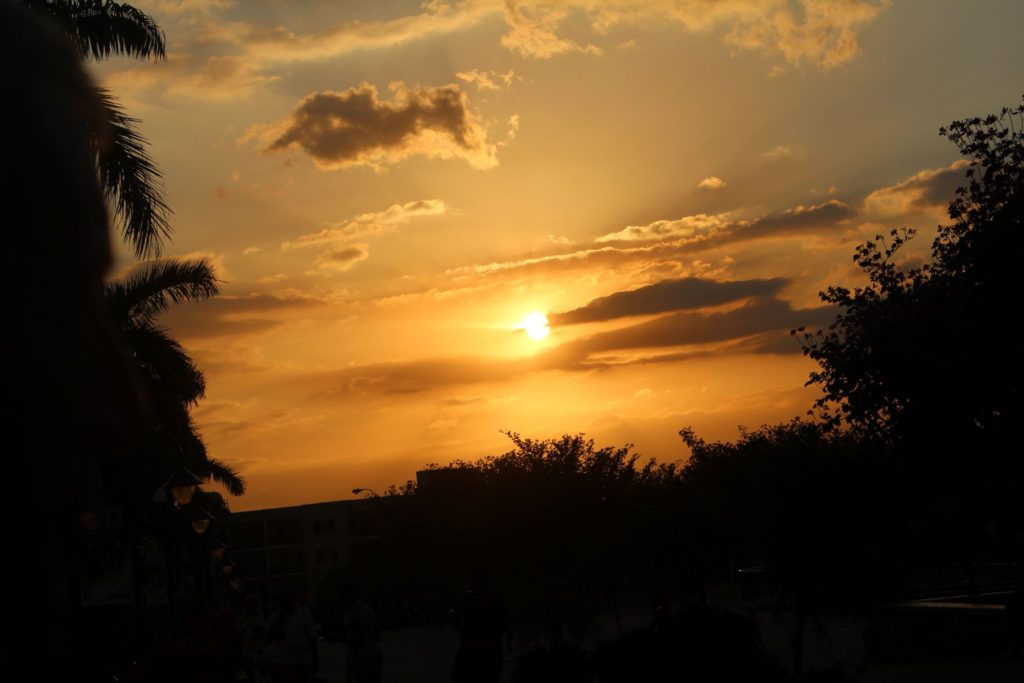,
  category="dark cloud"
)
[160,293,321,340]
[548,298,834,367]
[257,82,497,170]
[315,244,370,271]
[740,200,855,239]
[863,161,969,218]
[316,357,530,396]
[550,277,790,325]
